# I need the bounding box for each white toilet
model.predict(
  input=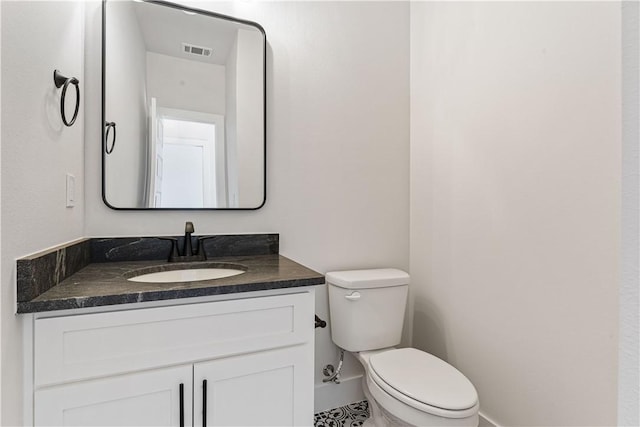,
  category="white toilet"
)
[327,268,479,427]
